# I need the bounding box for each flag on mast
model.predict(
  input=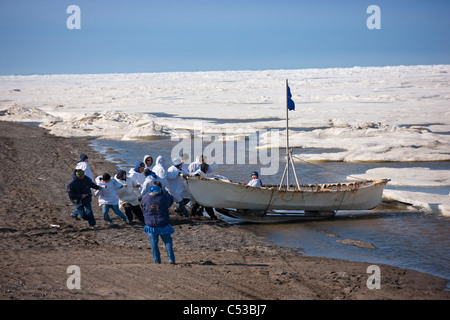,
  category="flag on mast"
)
[287,85,295,111]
